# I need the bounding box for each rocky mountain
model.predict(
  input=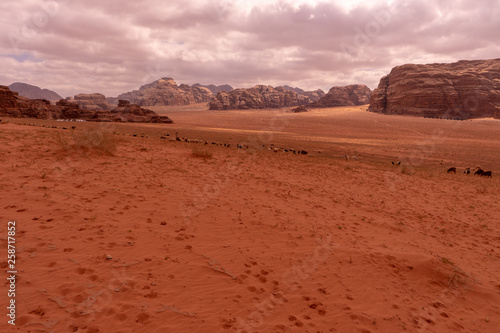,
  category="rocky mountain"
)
[9,82,62,101]
[208,85,325,110]
[369,59,500,119]
[209,85,308,110]
[72,93,114,111]
[192,83,233,94]
[278,86,326,103]
[0,86,172,123]
[302,89,326,103]
[112,78,213,106]
[312,85,371,107]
